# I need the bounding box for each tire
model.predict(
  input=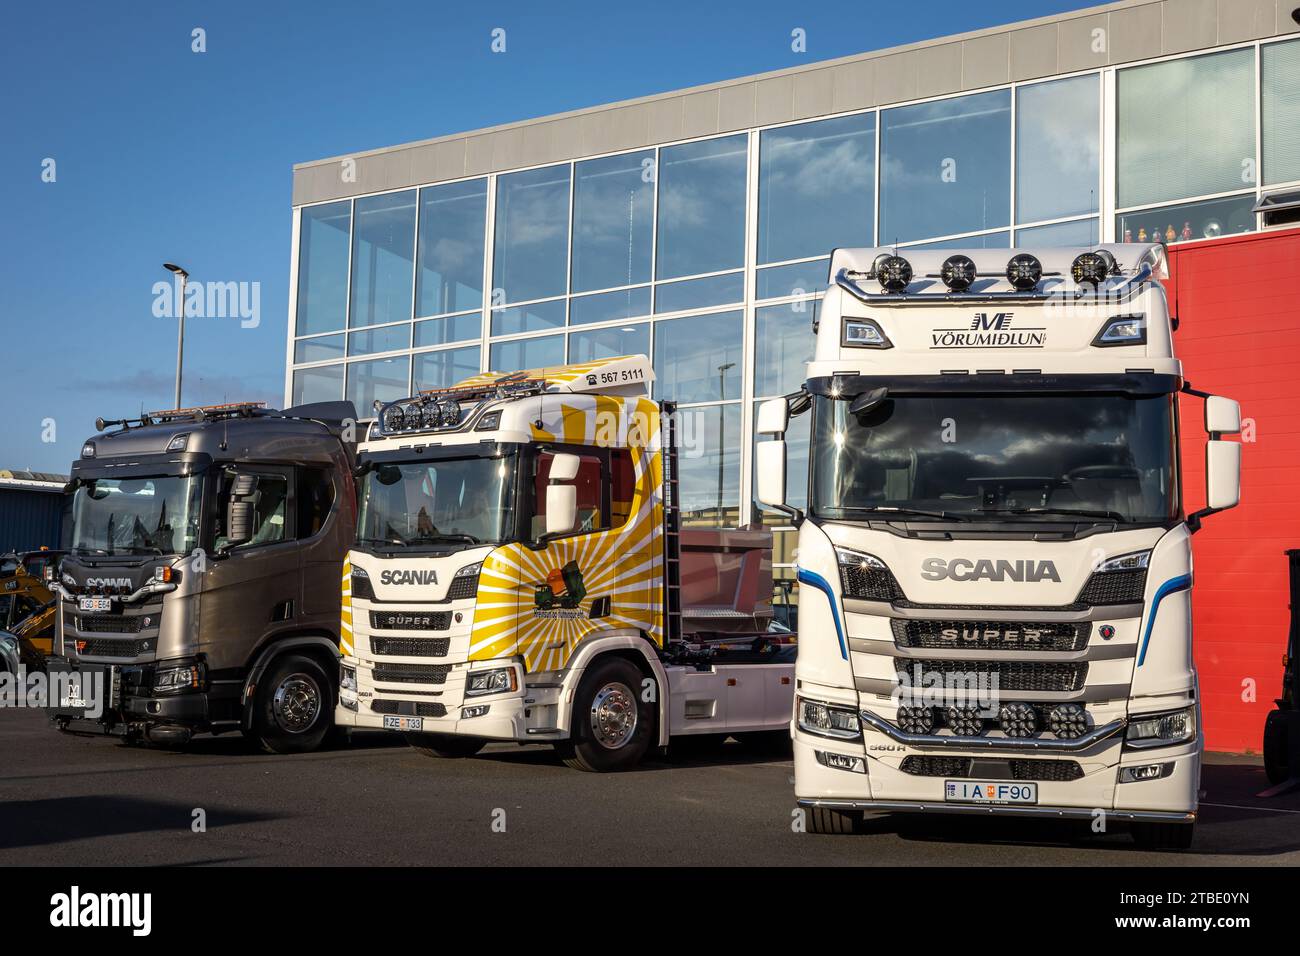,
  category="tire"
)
[251,653,332,754]
[555,657,655,772]
[806,806,862,835]
[405,732,485,758]
[1263,710,1290,785]
[1130,821,1195,850]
